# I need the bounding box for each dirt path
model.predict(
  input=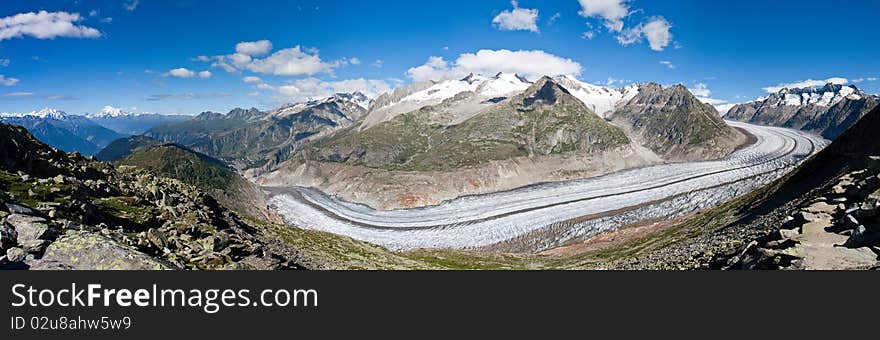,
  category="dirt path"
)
[795,203,876,269]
